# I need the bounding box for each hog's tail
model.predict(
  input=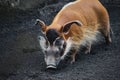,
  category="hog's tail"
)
[110,27,114,40]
